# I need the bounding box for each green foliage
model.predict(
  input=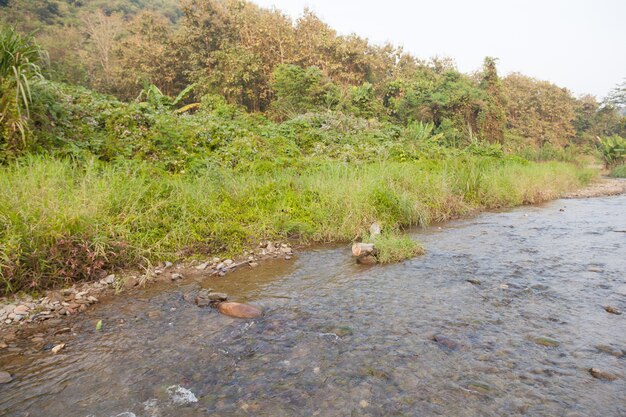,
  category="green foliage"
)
[598,135,626,168]
[0,26,44,157]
